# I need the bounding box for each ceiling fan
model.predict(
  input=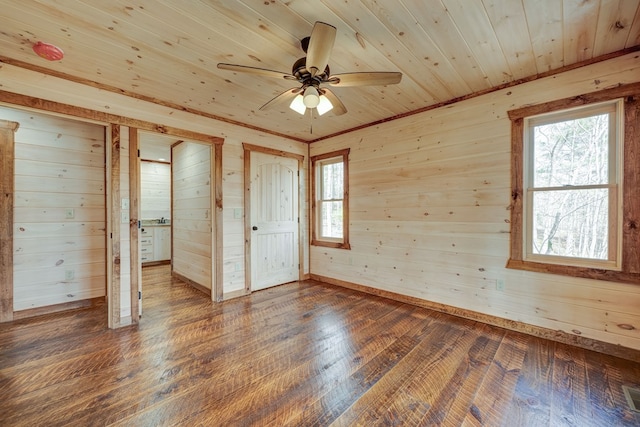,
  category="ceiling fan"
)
[217,21,402,117]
